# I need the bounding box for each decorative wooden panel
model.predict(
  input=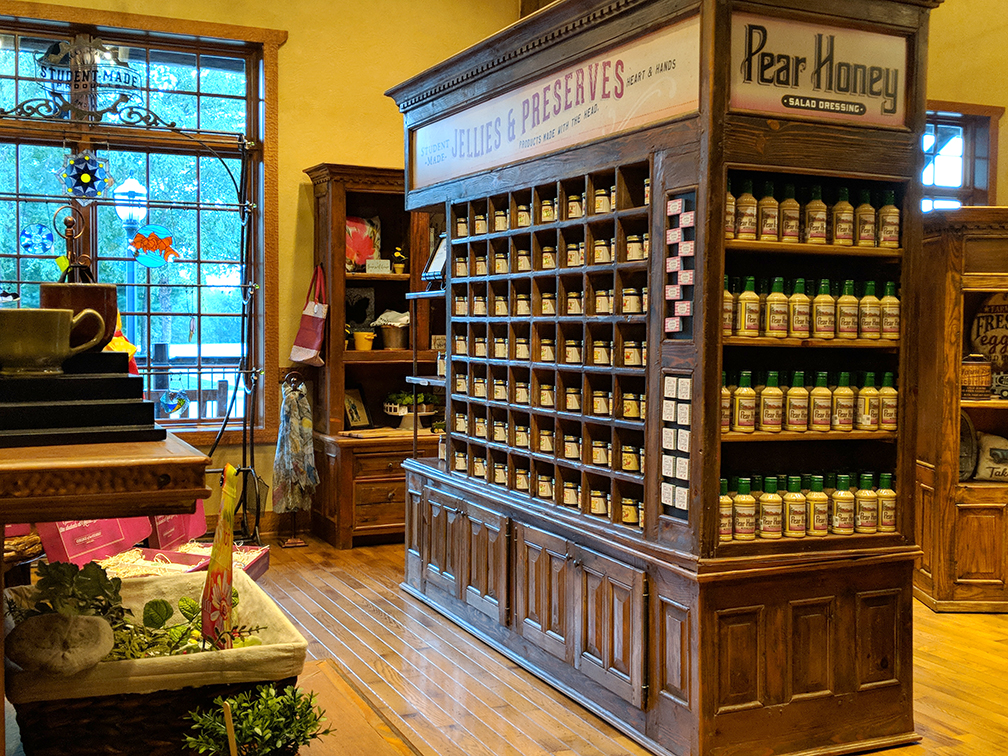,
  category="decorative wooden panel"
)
[514,523,570,662]
[855,589,900,690]
[659,596,690,706]
[916,466,935,578]
[955,507,1005,585]
[573,545,646,707]
[462,500,509,625]
[787,598,834,701]
[404,481,423,590]
[423,489,462,598]
[715,607,763,713]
